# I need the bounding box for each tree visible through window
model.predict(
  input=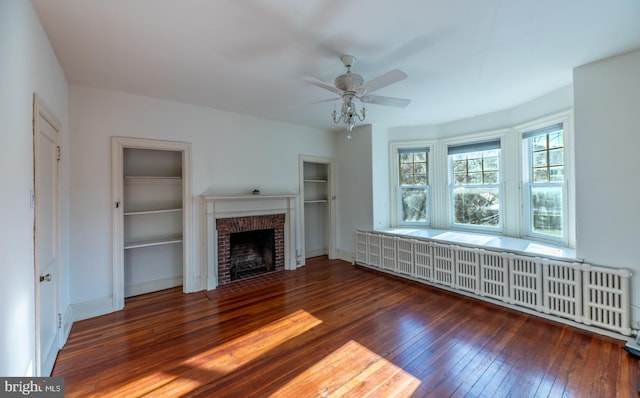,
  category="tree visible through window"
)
[398,148,429,224]
[449,140,501,229]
